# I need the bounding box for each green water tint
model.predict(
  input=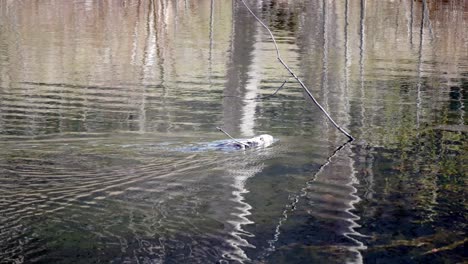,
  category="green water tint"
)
[0,0,466,263]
